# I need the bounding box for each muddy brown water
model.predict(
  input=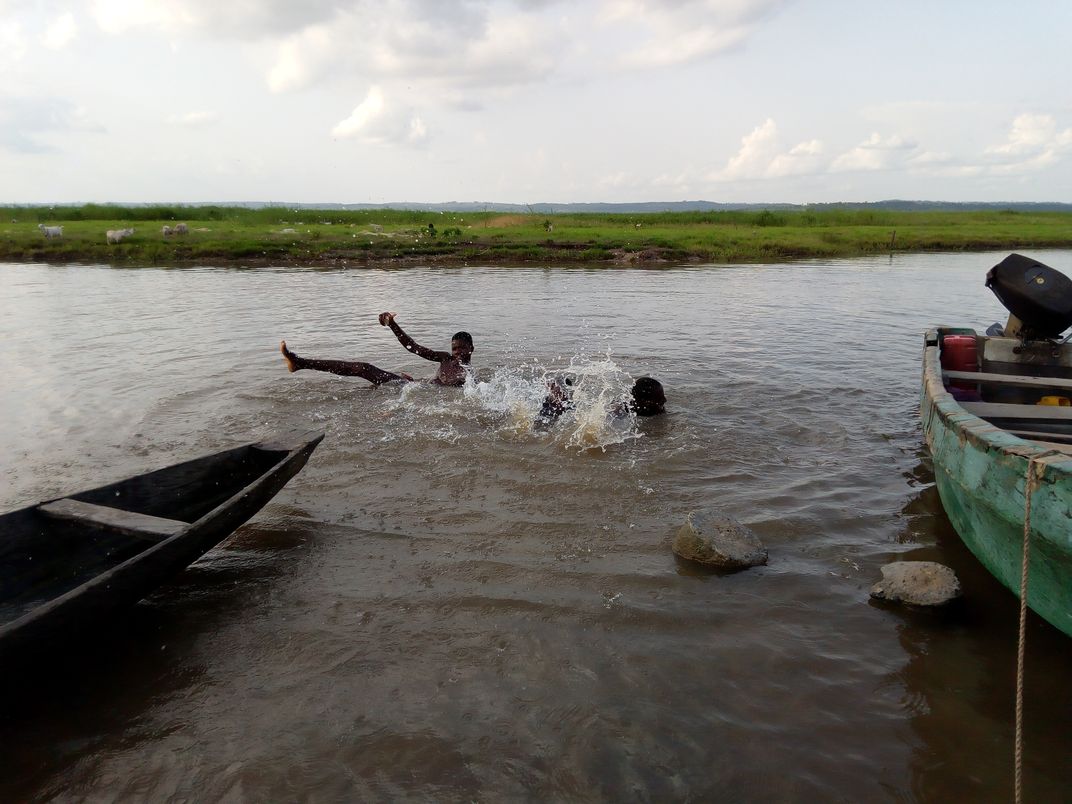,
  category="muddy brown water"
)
[2,254,1071,801]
